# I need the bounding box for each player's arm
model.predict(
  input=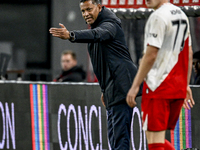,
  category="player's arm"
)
[183,45,195,109]
[187,46,193,85]
[101,93,105,107]
[126,45,158,108]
